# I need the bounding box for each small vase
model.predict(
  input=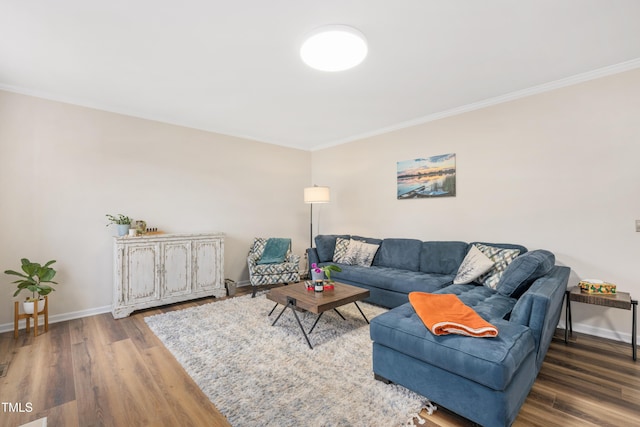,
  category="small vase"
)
[311,269,325,281]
